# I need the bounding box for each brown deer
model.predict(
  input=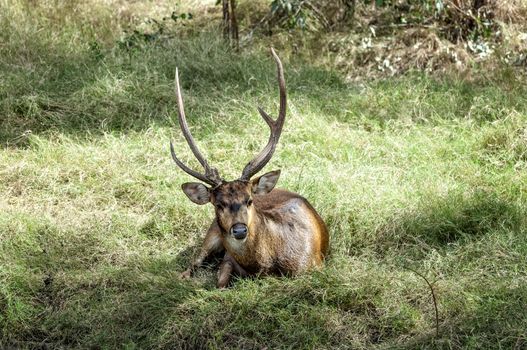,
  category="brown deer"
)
[171,49,328,288]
